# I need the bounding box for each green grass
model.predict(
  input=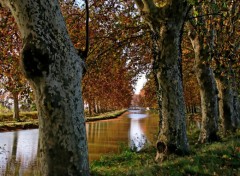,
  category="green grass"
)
[0,111,38,122]
[90,129,240,176]
[0,111,38,131]
[0,120,39,132]
[0,110,127,132]
[1,118,239,175]
[0,104,12,113]
[0,110,126,122]
[86,109,127,122]
[1,109,239,175]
